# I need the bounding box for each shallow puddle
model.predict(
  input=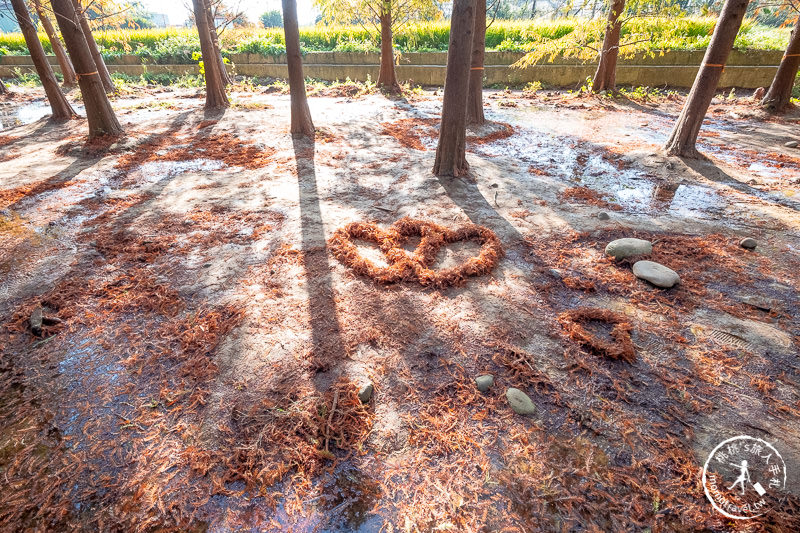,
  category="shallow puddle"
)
[0,100,86,130]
